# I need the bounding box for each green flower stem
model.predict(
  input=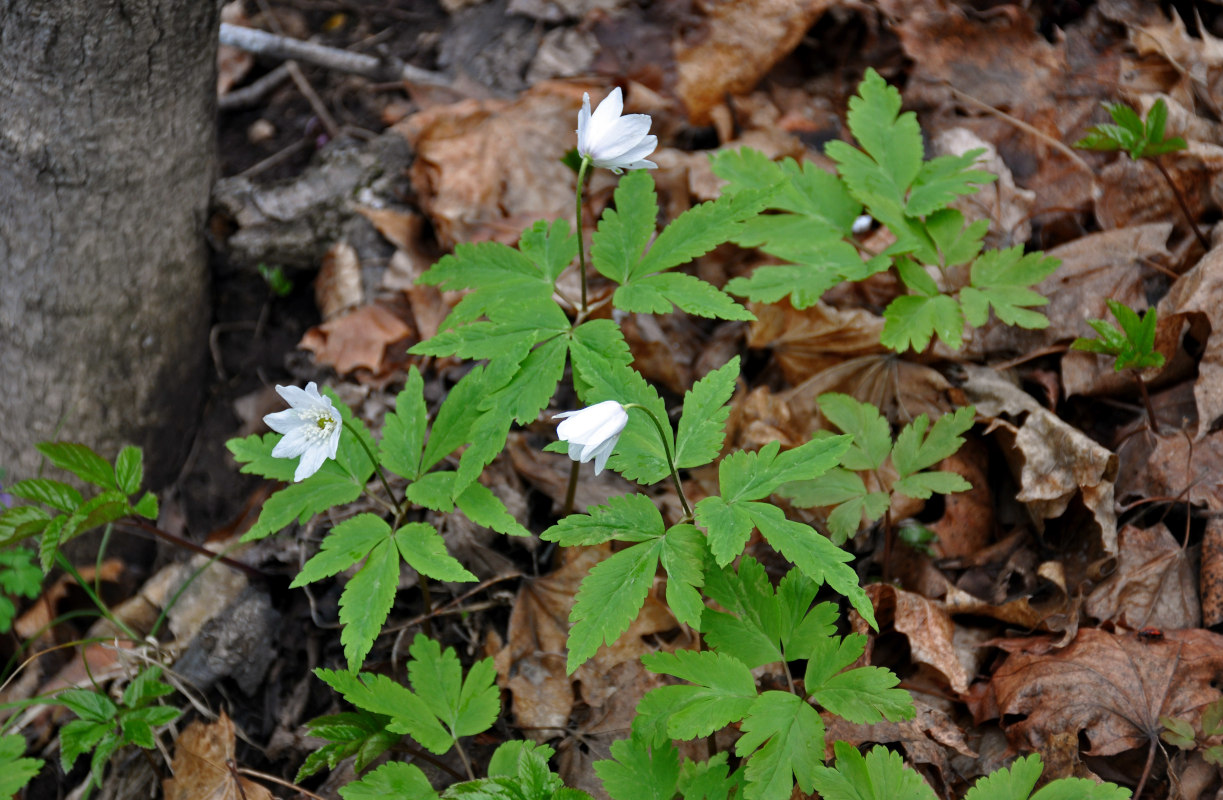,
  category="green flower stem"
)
[53,551,141,643]
[623,403,693,519]
[575,156,592,315]
[341,418,435,638]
